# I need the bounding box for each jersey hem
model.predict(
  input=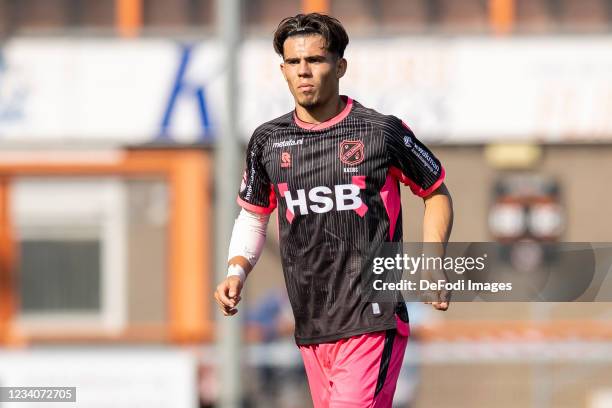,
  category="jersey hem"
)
[295,322,397,346]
